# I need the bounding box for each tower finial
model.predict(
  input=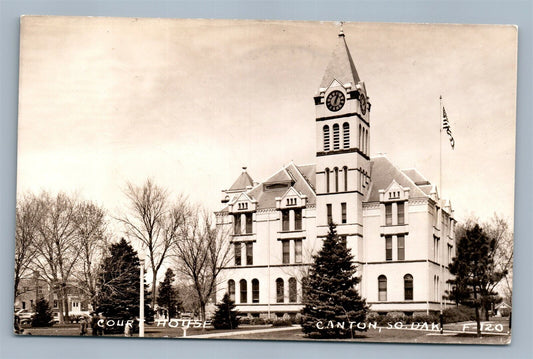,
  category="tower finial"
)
[339,21,345,37]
